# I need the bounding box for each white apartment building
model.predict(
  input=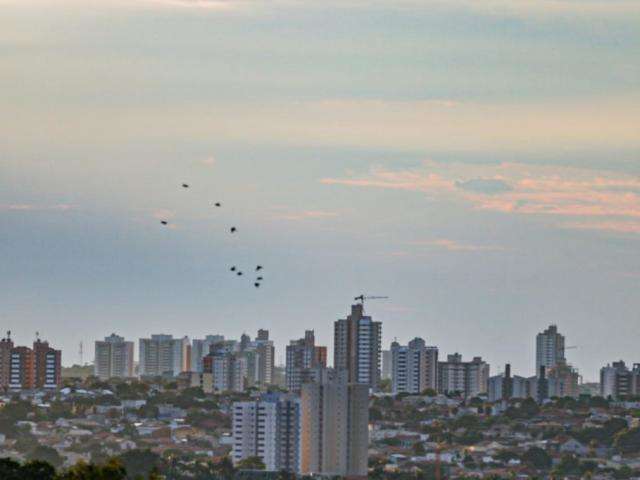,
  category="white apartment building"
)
[94,334,134,379]
[232,393,301,473]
